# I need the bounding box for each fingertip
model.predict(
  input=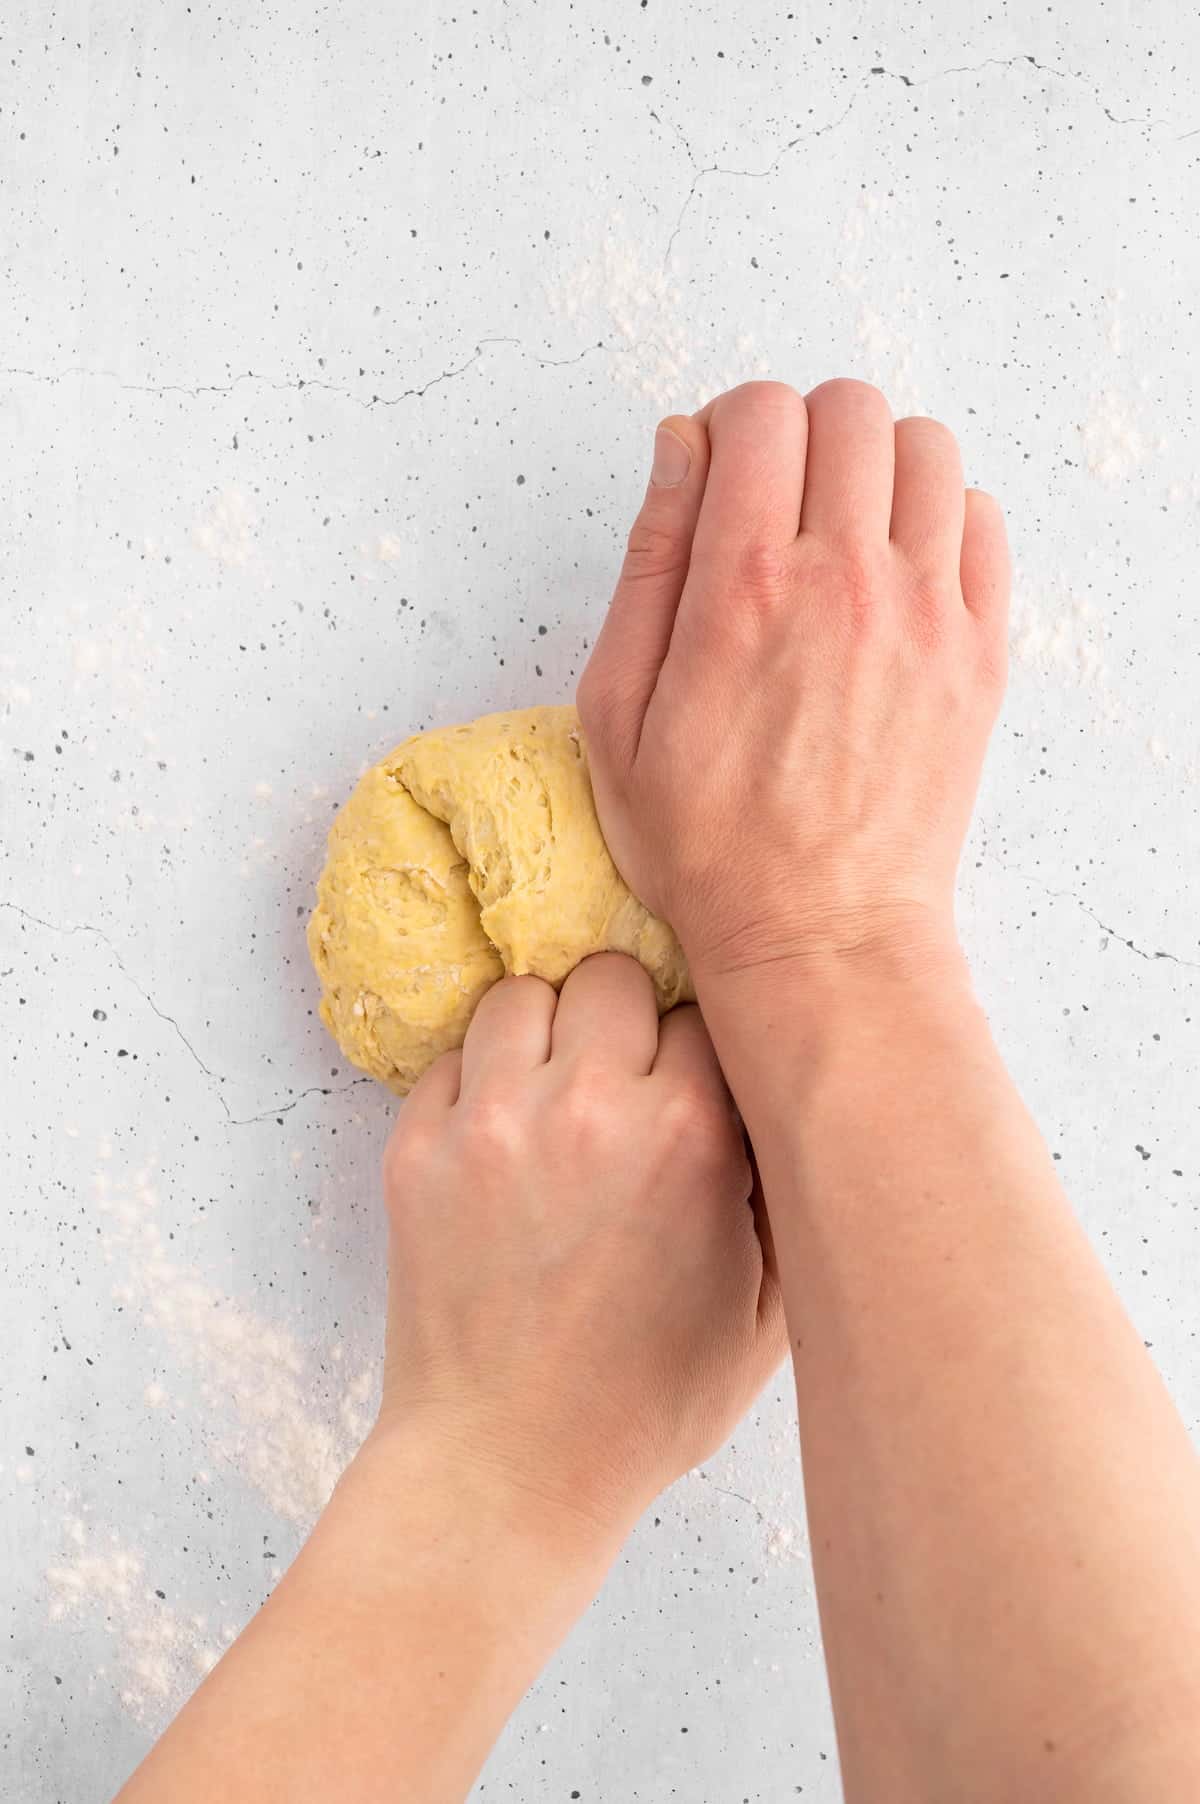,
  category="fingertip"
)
[651,414,709,488]
[961,487,1010,619]
[651,1001,723,1081]
[963,484,1004,519]
[458,974,556,1091]
[552,952,660,1071]
[660,410,703,443]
